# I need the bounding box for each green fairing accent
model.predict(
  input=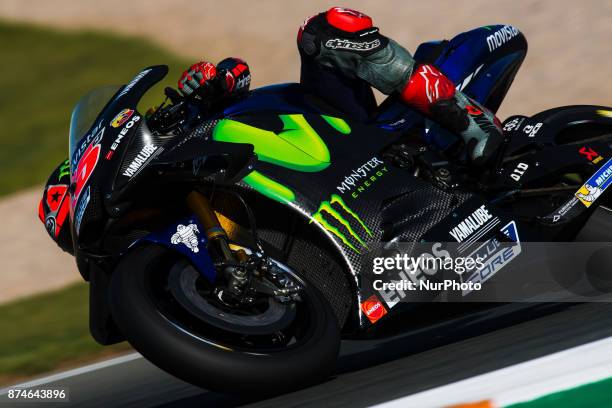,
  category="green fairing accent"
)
[213,114,330,172]
[58,159,70,180]
[331,194,372,237]
[242,170,296,204]
[279,115,330,162]
[311,194,372,254]
[321,115,351,135]
[313,212,359,253]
